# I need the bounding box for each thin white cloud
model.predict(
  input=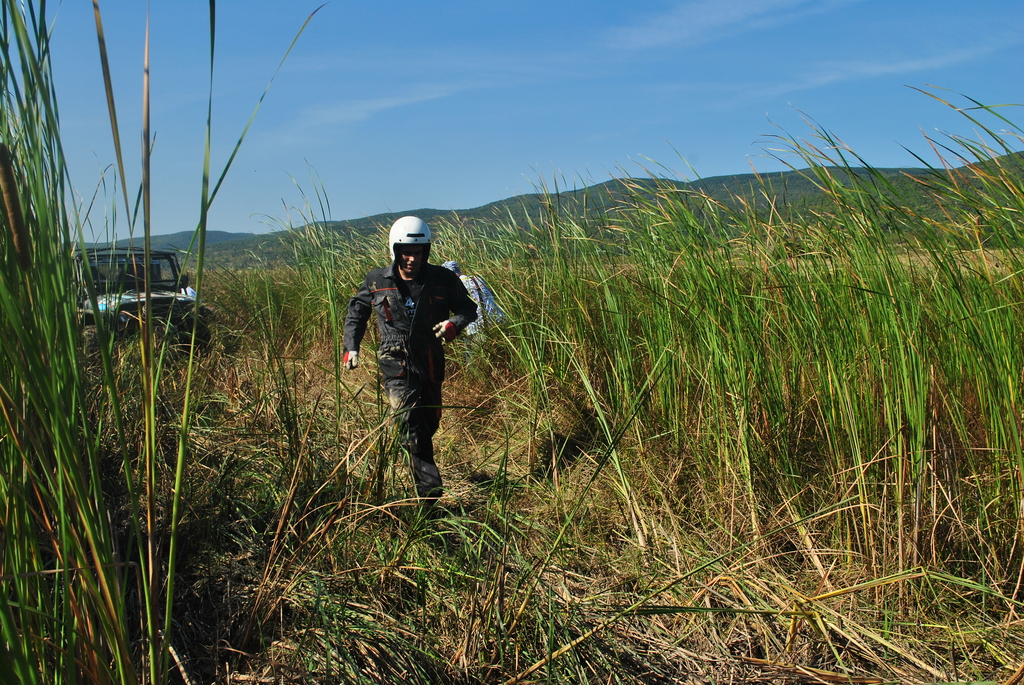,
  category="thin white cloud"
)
[647,31,1022,105]
[607,0,863,51]
[263,75,506,146]
[279,44,600,137]
[267,49,583,143]
[302,86,458,127]
[286,45,594,93]
[765,38,1022,97]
